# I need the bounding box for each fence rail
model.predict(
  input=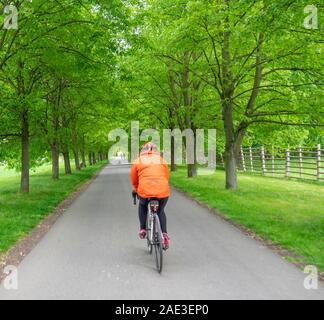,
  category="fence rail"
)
[216,144,323,181]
